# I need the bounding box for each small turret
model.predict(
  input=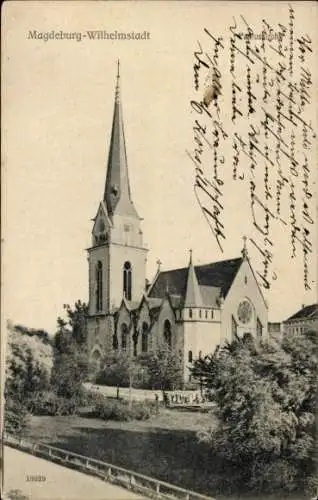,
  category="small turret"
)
[184,250,203,307]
